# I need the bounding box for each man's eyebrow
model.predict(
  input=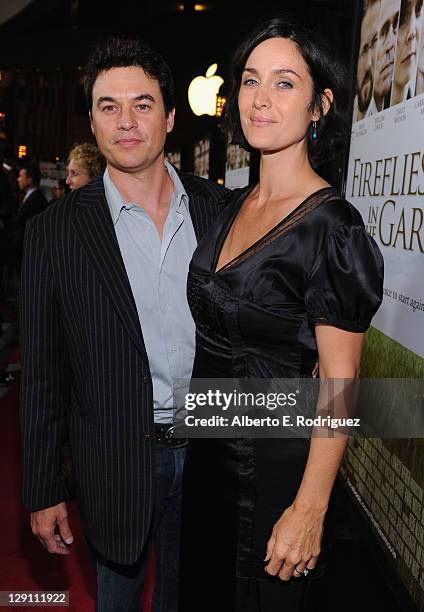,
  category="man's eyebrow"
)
[96,94,156,106]
[243,67,301,78]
